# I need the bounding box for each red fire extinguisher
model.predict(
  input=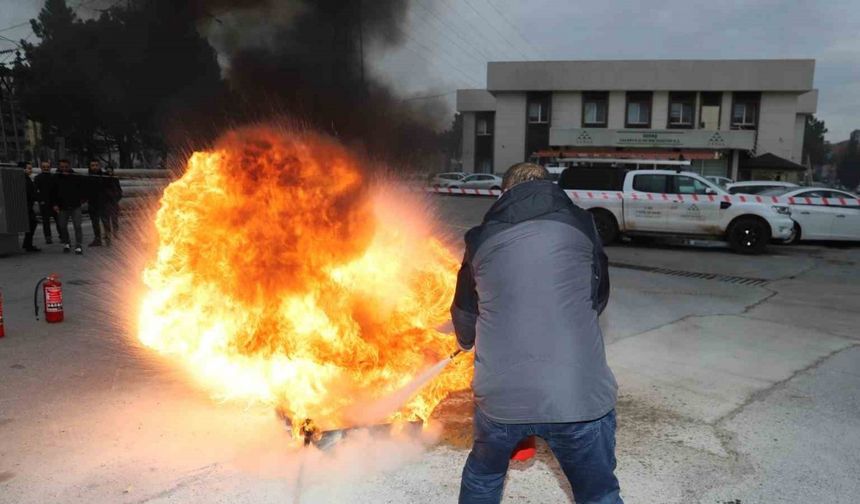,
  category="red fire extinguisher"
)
[34,274,64,323]
[511,436,537,461]
[0,289,5,338]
